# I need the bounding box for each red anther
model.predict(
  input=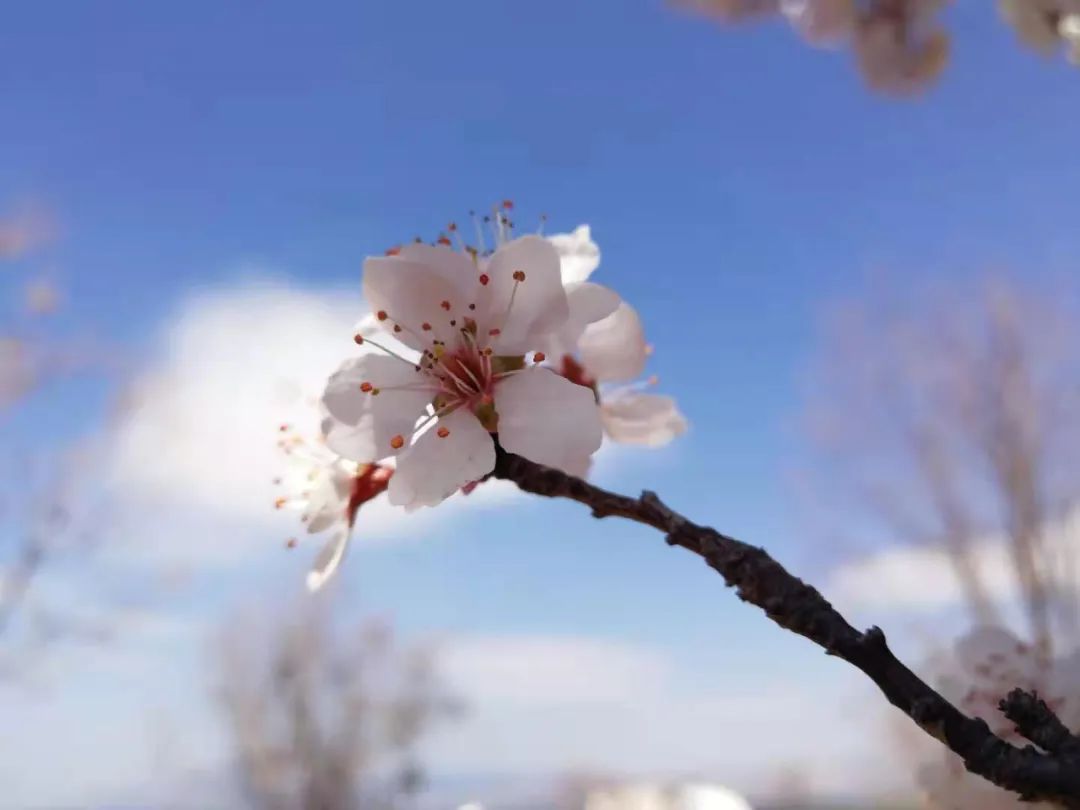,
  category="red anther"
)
[360,382,373,393]
[479,273,490,285]
[440,300,451,311]
[385,246,401,256]
[437,236,451,246]
[437,426,450,438]
[502,200,514,210]
[512,270,525,282]
[533,352,546,363]
[488,328,501,336]
[353,334,364,345]
[390,434,405,450]
[422,322,432,331]
[376,310,388,321]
